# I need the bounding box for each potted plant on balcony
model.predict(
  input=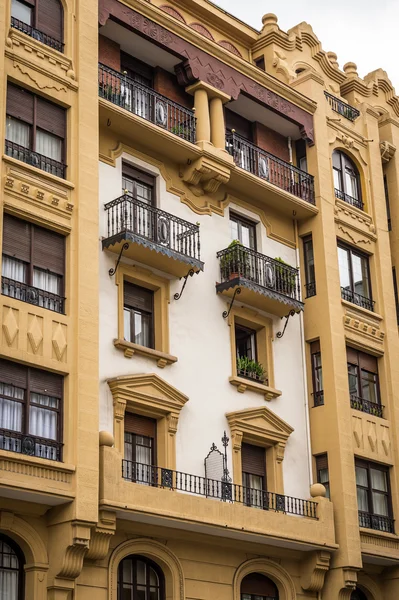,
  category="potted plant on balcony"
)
[236,356,266,384]
[274,257,296,296]
[220,240,250,281]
